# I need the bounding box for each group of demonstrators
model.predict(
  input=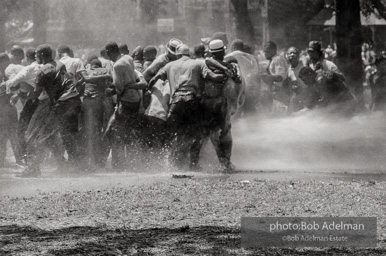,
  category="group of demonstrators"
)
[260,40,356,116]
[0,32,382,177]
[0,36,240,177]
